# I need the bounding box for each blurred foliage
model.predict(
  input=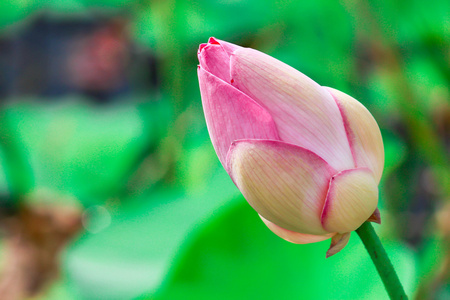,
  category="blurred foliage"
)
[1,97,171,205]
[152,196,416,300]
[0,0,448,299]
